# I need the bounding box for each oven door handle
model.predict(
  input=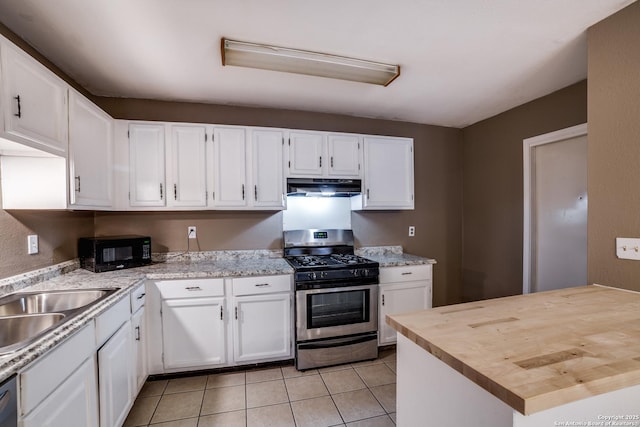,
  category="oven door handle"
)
[298,334,377,350]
